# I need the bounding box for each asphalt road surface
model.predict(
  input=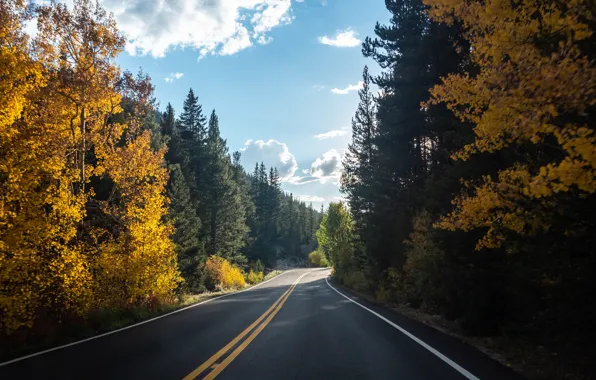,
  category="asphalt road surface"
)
[0,269,522,379]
